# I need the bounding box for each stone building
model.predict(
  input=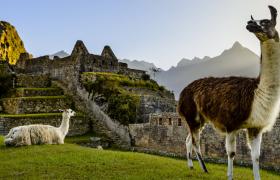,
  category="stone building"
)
[129,112,188,155]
